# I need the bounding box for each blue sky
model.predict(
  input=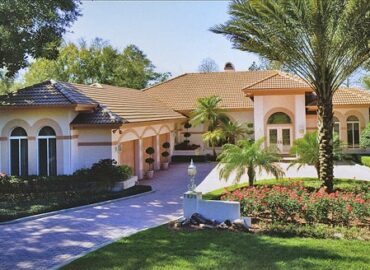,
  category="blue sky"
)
[64,1,259,76]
